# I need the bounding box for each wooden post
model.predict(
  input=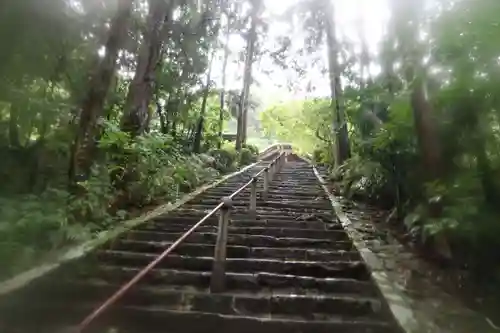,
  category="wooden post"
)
[263,167,269,200]
[210,197,232,293]
[250,176,257,218]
